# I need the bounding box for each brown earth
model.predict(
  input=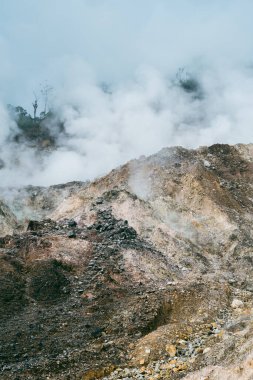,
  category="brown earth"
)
[0,143,253,379]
